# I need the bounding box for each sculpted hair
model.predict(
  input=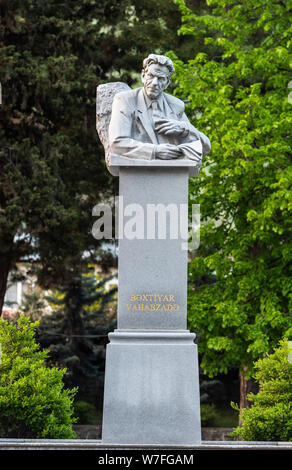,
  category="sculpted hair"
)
[142,54,175,76]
